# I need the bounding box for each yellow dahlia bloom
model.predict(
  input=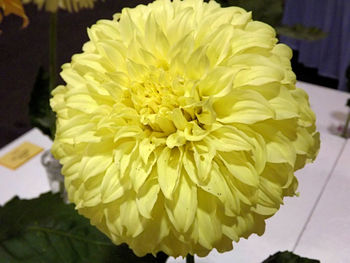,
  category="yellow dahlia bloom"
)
[23,0,96,12]
[51,0,320,257]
